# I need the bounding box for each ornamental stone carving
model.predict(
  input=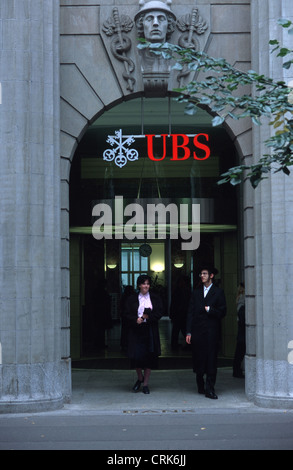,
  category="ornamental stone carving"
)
[135,0,177,95]
[176,8,208,86]
[102,1,208,96]
[102,8,136,92]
